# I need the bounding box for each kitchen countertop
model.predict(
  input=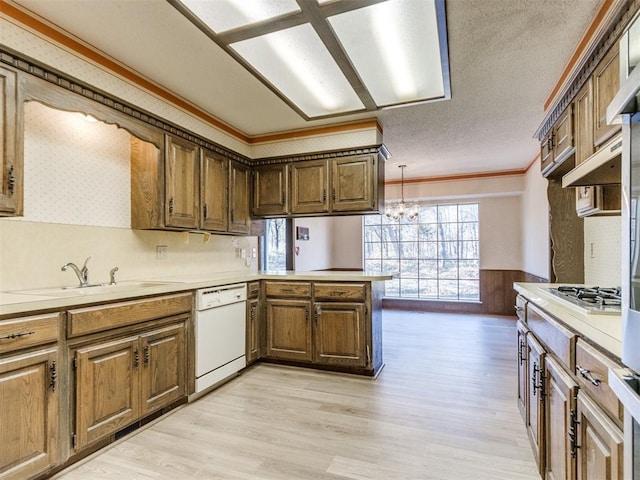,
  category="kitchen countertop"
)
[0,270,393,317]
[514,282,622,358]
